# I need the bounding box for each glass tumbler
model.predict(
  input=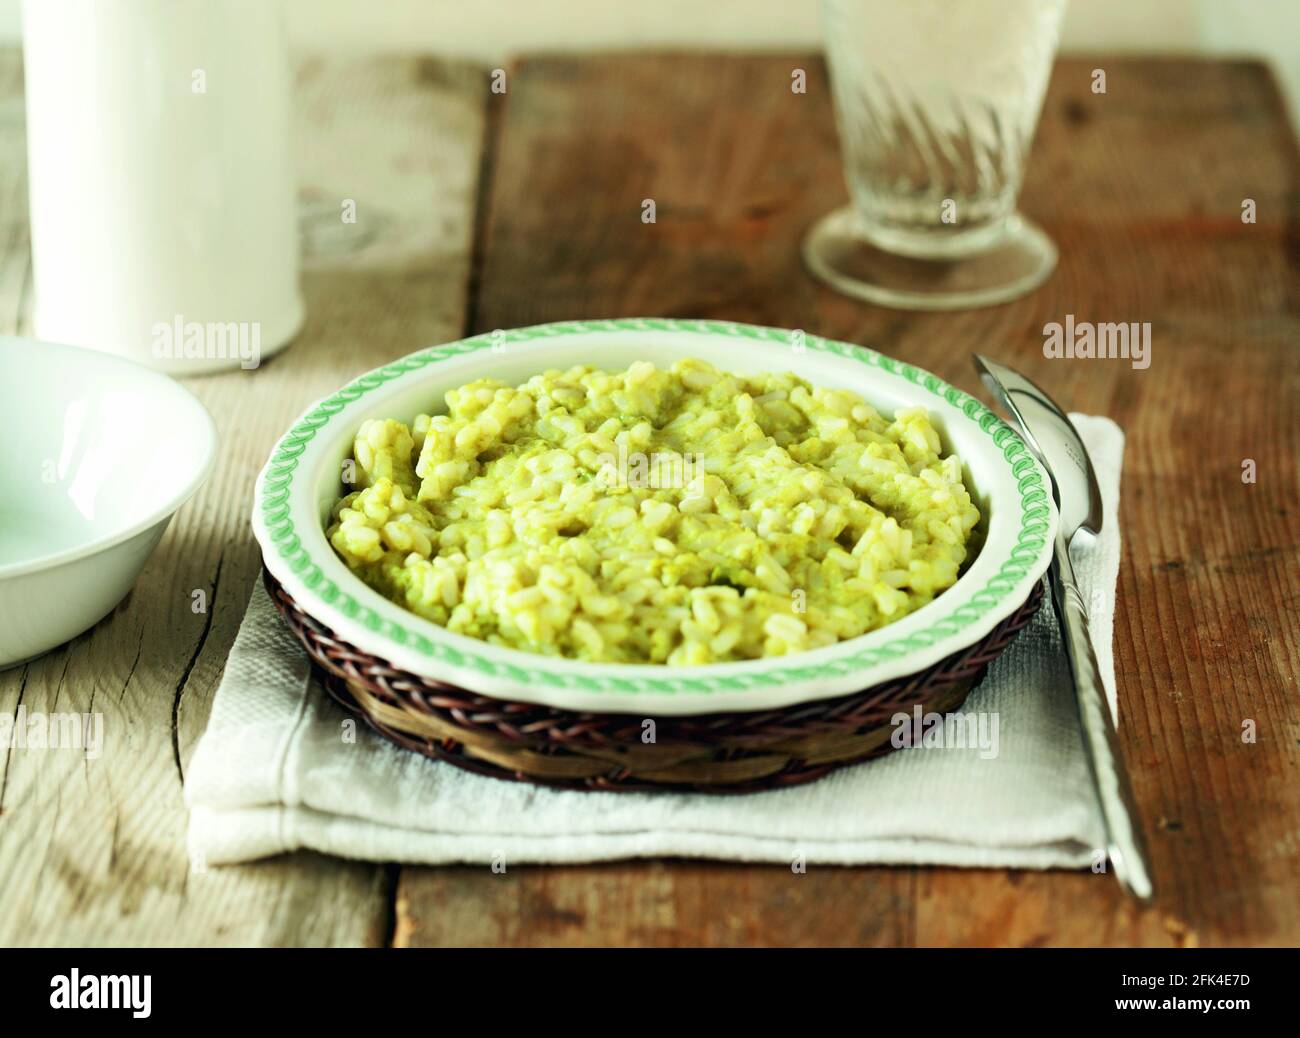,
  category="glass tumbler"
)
[805,0,1068,310]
